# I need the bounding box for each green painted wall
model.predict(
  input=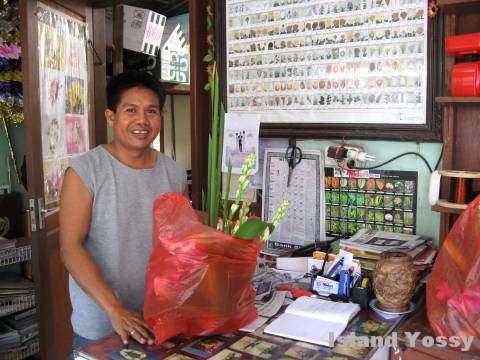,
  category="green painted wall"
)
[298,139,442,244]
[0,123,443,243]
[0,123,27,203]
